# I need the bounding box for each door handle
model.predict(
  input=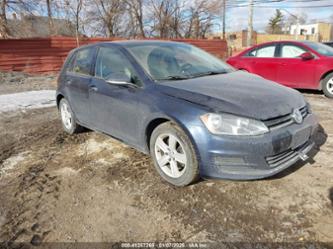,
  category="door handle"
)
[89,86,98,92]
[66,79,73,85]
